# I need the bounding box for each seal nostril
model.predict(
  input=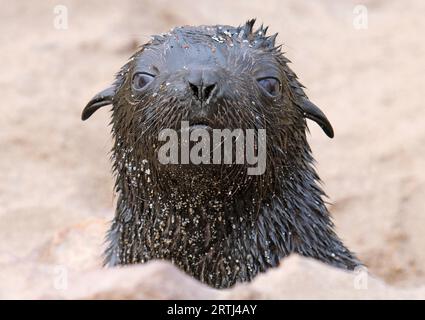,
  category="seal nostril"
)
[189,82,200,100]
[203,84,216,101]
[189,81,216,102]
